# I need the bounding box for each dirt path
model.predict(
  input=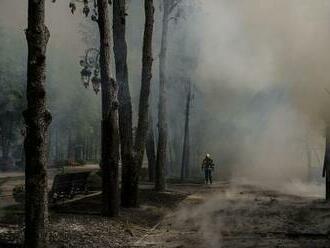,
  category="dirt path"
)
[0,181,329,247]
[134,182,330,248]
